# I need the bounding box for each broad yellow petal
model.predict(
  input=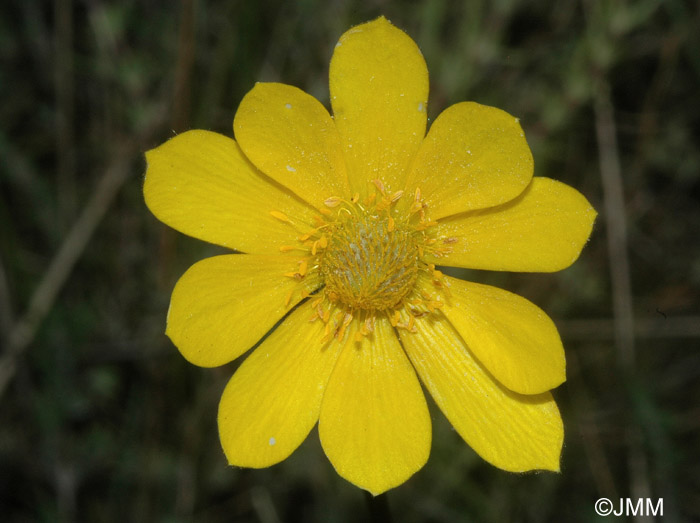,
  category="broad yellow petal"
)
[319,315,431,495]
[167,254,320,367]
[144,130,317,252]
[432,275,565,395]
[234,83,350,208]
[429,177,596,271]
[407,102,533,220]
[218,301,343,467]
[399,311,563,472]
[330,17,428,196]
